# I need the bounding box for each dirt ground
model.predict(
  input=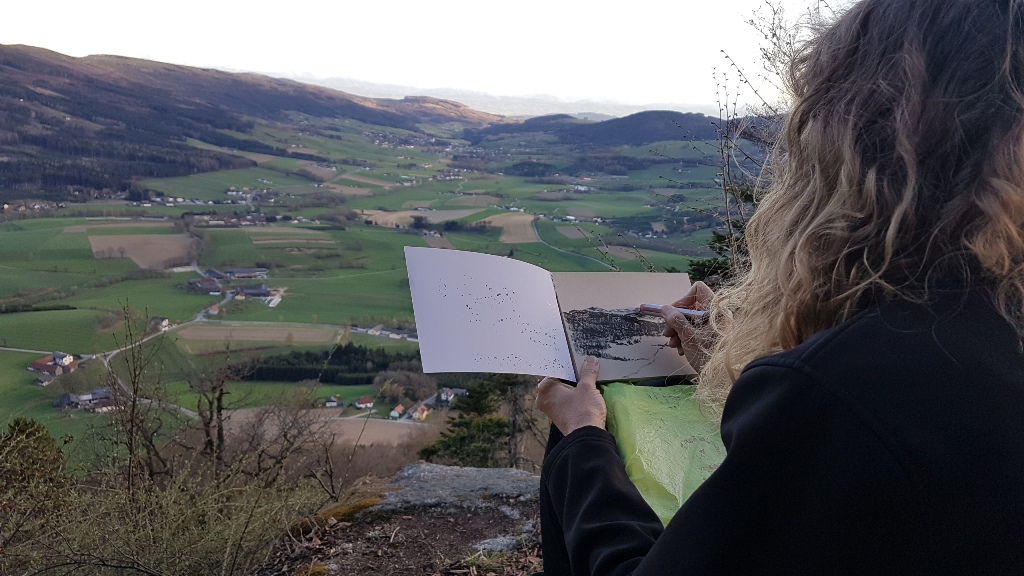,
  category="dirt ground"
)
[367,209,484,228]
[481,213,539,243]
[227,408,431,446]
[423,236,455,249]
[65,221,174,233]
[176,324,339,343]
[651,222,668,233]
[338,173,396,188]
[402,201,434,209]
[88,233,193,269]
[255,502,541,576]
[555,225,591,239]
